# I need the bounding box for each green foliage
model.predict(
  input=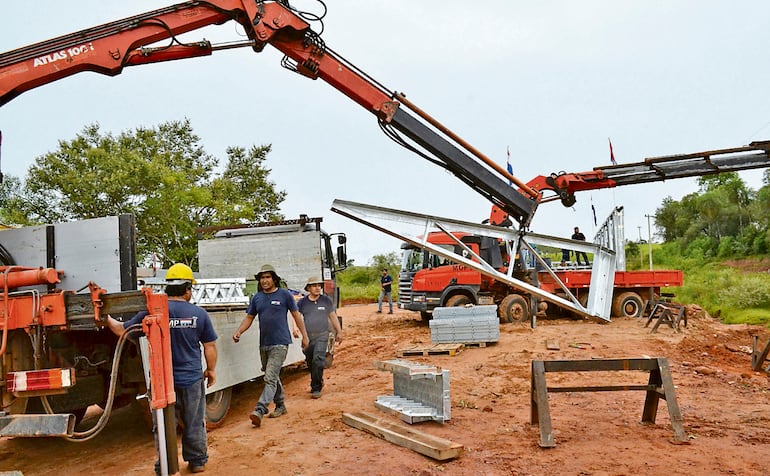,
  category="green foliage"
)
[650,244,770,326]
[656,172,758,254]
[715,274,770,309]
[2,121,285,268]
[337,263,400,302]
[0,175,36,226]
[369,252,400,269]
